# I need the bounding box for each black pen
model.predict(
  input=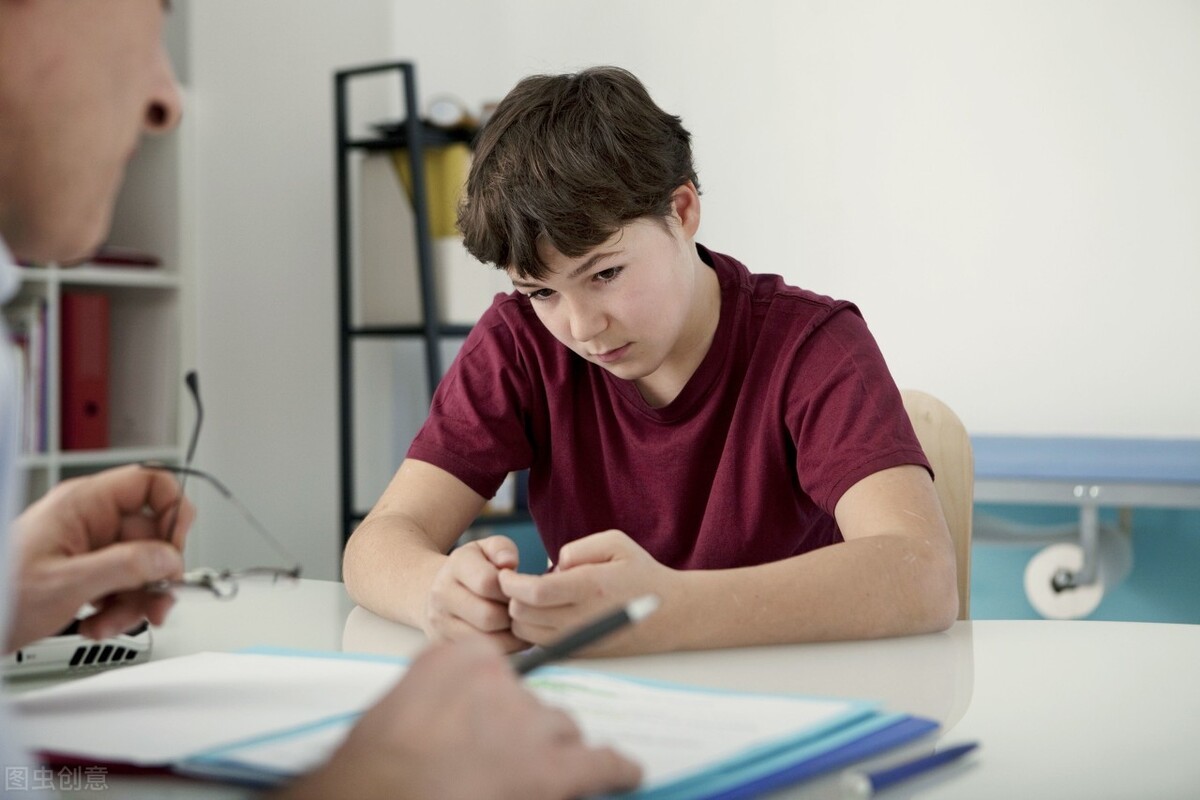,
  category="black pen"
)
[510,594,661,675]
